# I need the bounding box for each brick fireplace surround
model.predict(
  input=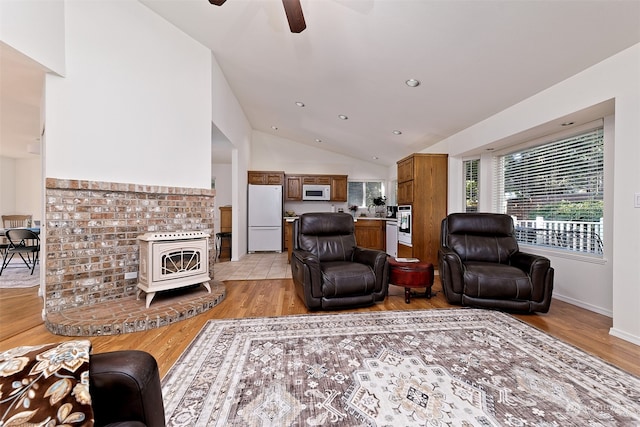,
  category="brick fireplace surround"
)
[43,178,225,336]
